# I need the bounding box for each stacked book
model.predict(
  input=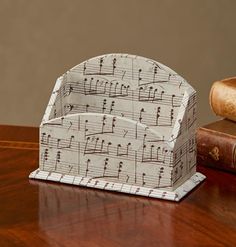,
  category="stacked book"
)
[197,77,236,173]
